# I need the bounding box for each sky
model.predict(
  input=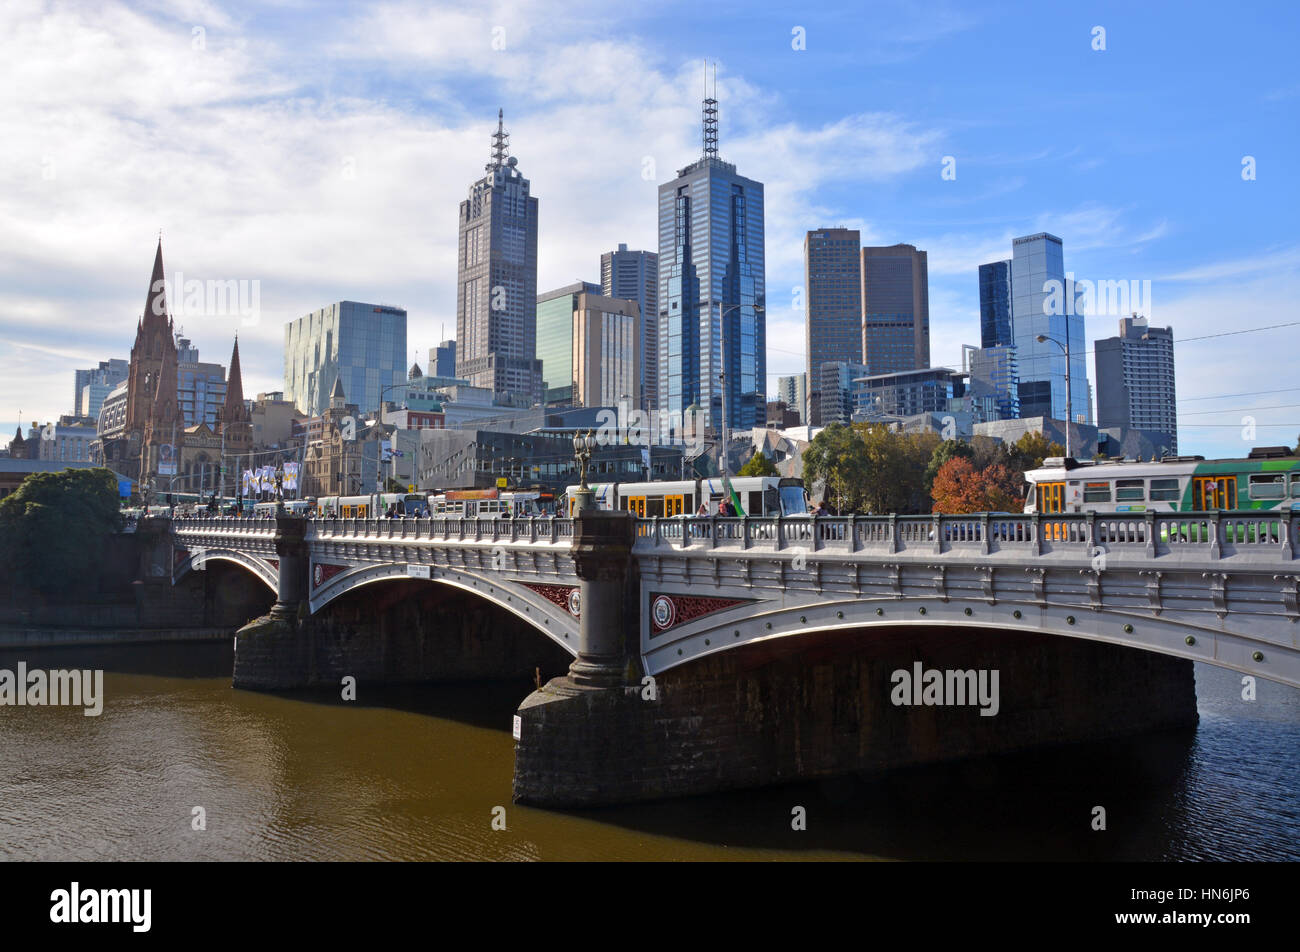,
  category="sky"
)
[2,0,1297,459]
